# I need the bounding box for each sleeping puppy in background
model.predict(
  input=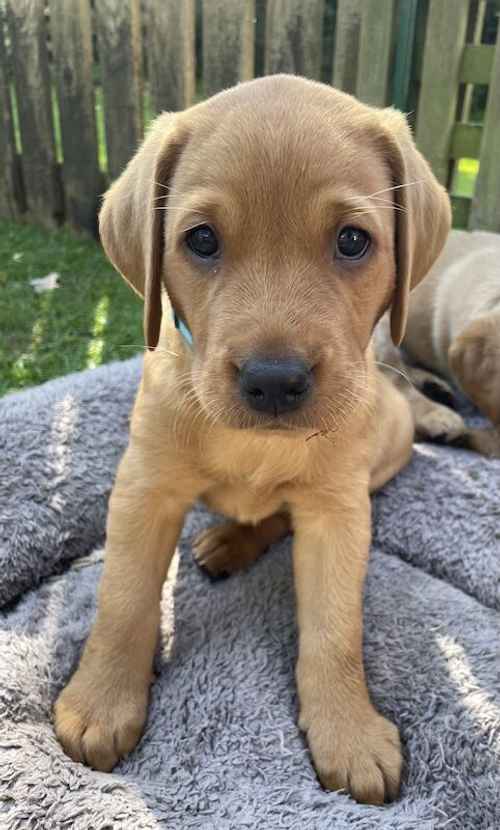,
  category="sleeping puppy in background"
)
[54,75,450,805]
[375,229,500,458]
